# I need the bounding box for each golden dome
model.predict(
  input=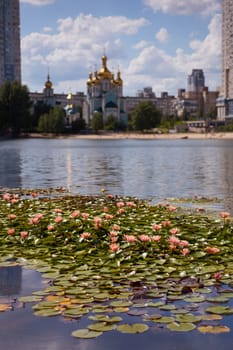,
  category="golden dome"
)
[45,74,53,89]
[98,54,112,79]
[92,70,100,84]
[115,70,123,86]
[87,72,93,86]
